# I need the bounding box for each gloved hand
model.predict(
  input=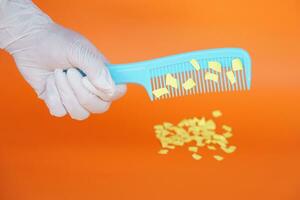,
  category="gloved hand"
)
[0,0,126,120]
